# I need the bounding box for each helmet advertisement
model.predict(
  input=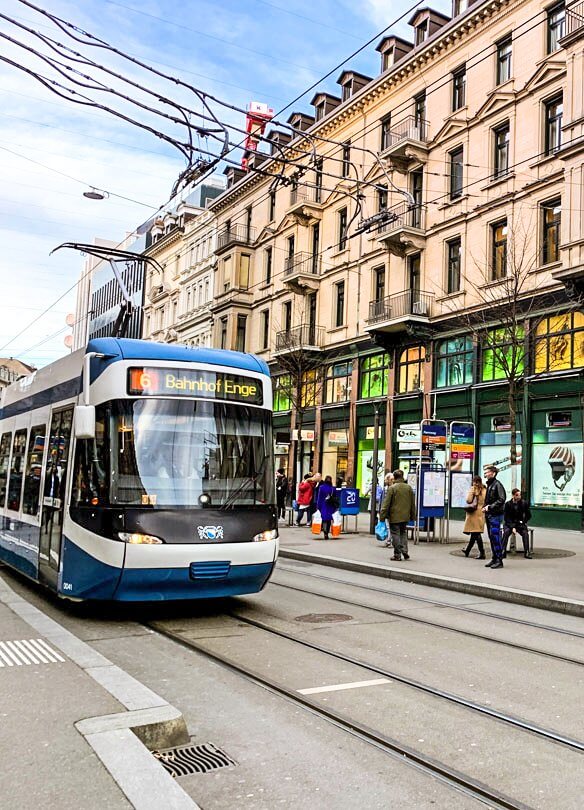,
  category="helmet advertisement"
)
[532,443,582,508]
